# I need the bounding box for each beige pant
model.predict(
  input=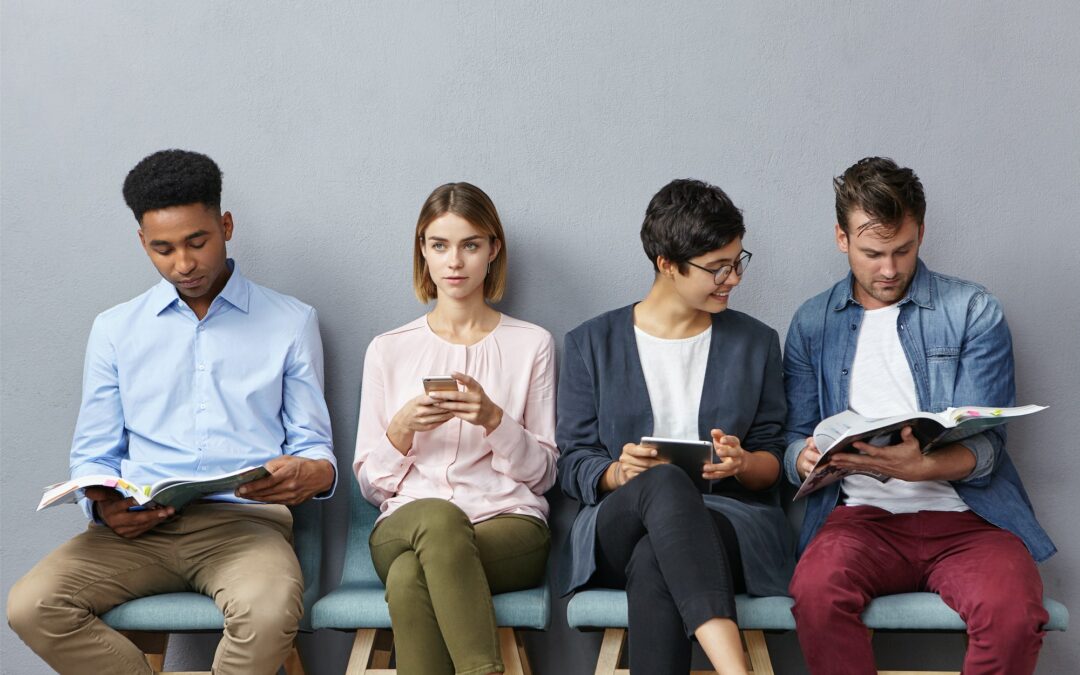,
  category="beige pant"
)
[7,503,304,675]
